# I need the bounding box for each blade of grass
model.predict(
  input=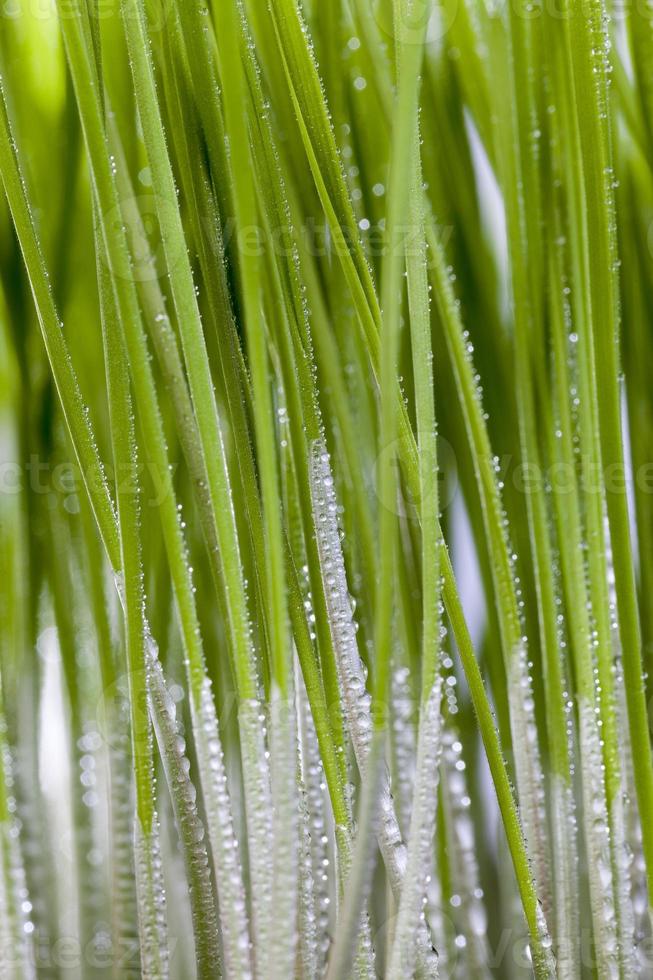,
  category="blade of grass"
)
[387,5,444,972]
[499,0,579,957]
[0,80,119,571]
[568,0,653,930]
[96,211,168,976]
